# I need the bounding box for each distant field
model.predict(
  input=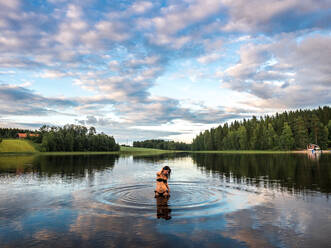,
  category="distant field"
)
[2,140,325,155]
[120,146,178,155]
[0,139,37,153]
[0,141,177,155]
